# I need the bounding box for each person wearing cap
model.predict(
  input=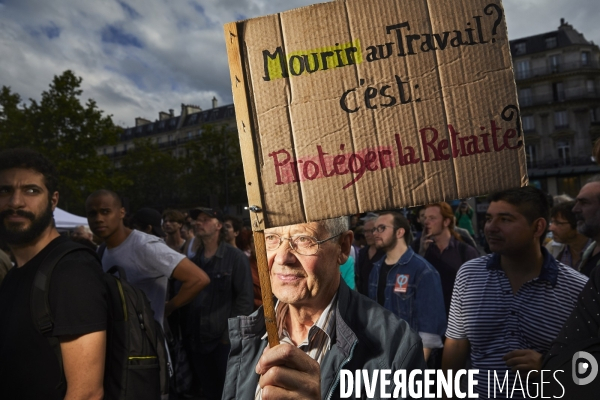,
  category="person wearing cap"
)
[85,190,210,328]
[184,207,254,400]
[131,207,166,238]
